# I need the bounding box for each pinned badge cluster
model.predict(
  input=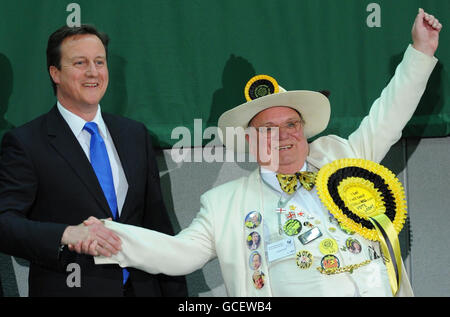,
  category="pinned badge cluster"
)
[244,211,265,290]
